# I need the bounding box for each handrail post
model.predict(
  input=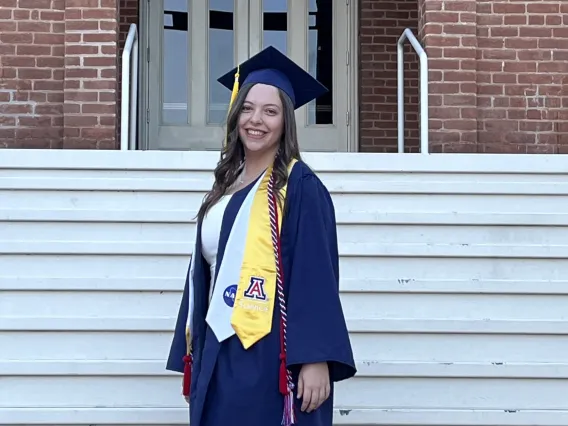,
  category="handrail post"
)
[121,24,139,151]
[397,28,429,154]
